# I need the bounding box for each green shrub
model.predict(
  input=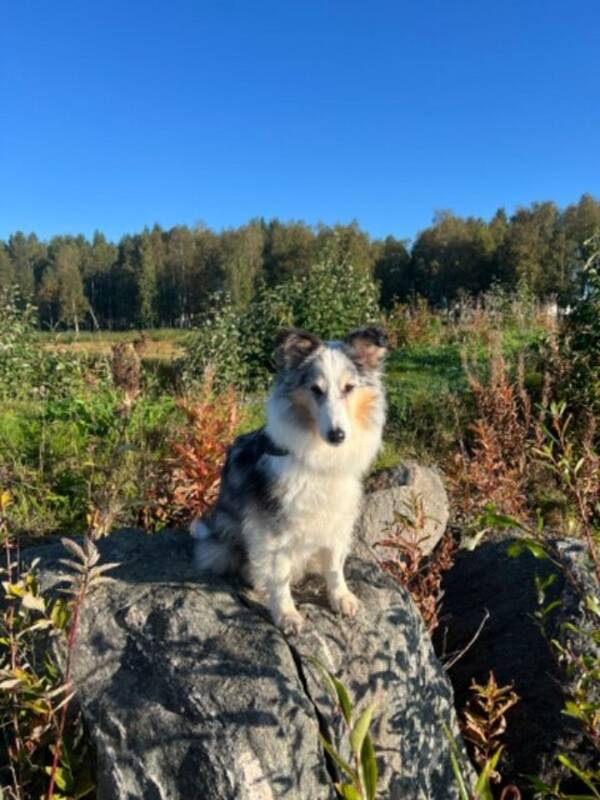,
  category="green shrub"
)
[0,290,106,401]
[0,291,41,397]
[180,293,249,391]
[182,261,381,391]
[562,233,600,416]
